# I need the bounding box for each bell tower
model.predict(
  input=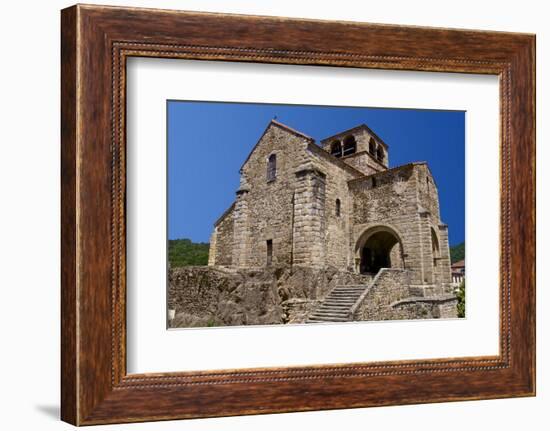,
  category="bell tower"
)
[320,124,389,176]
